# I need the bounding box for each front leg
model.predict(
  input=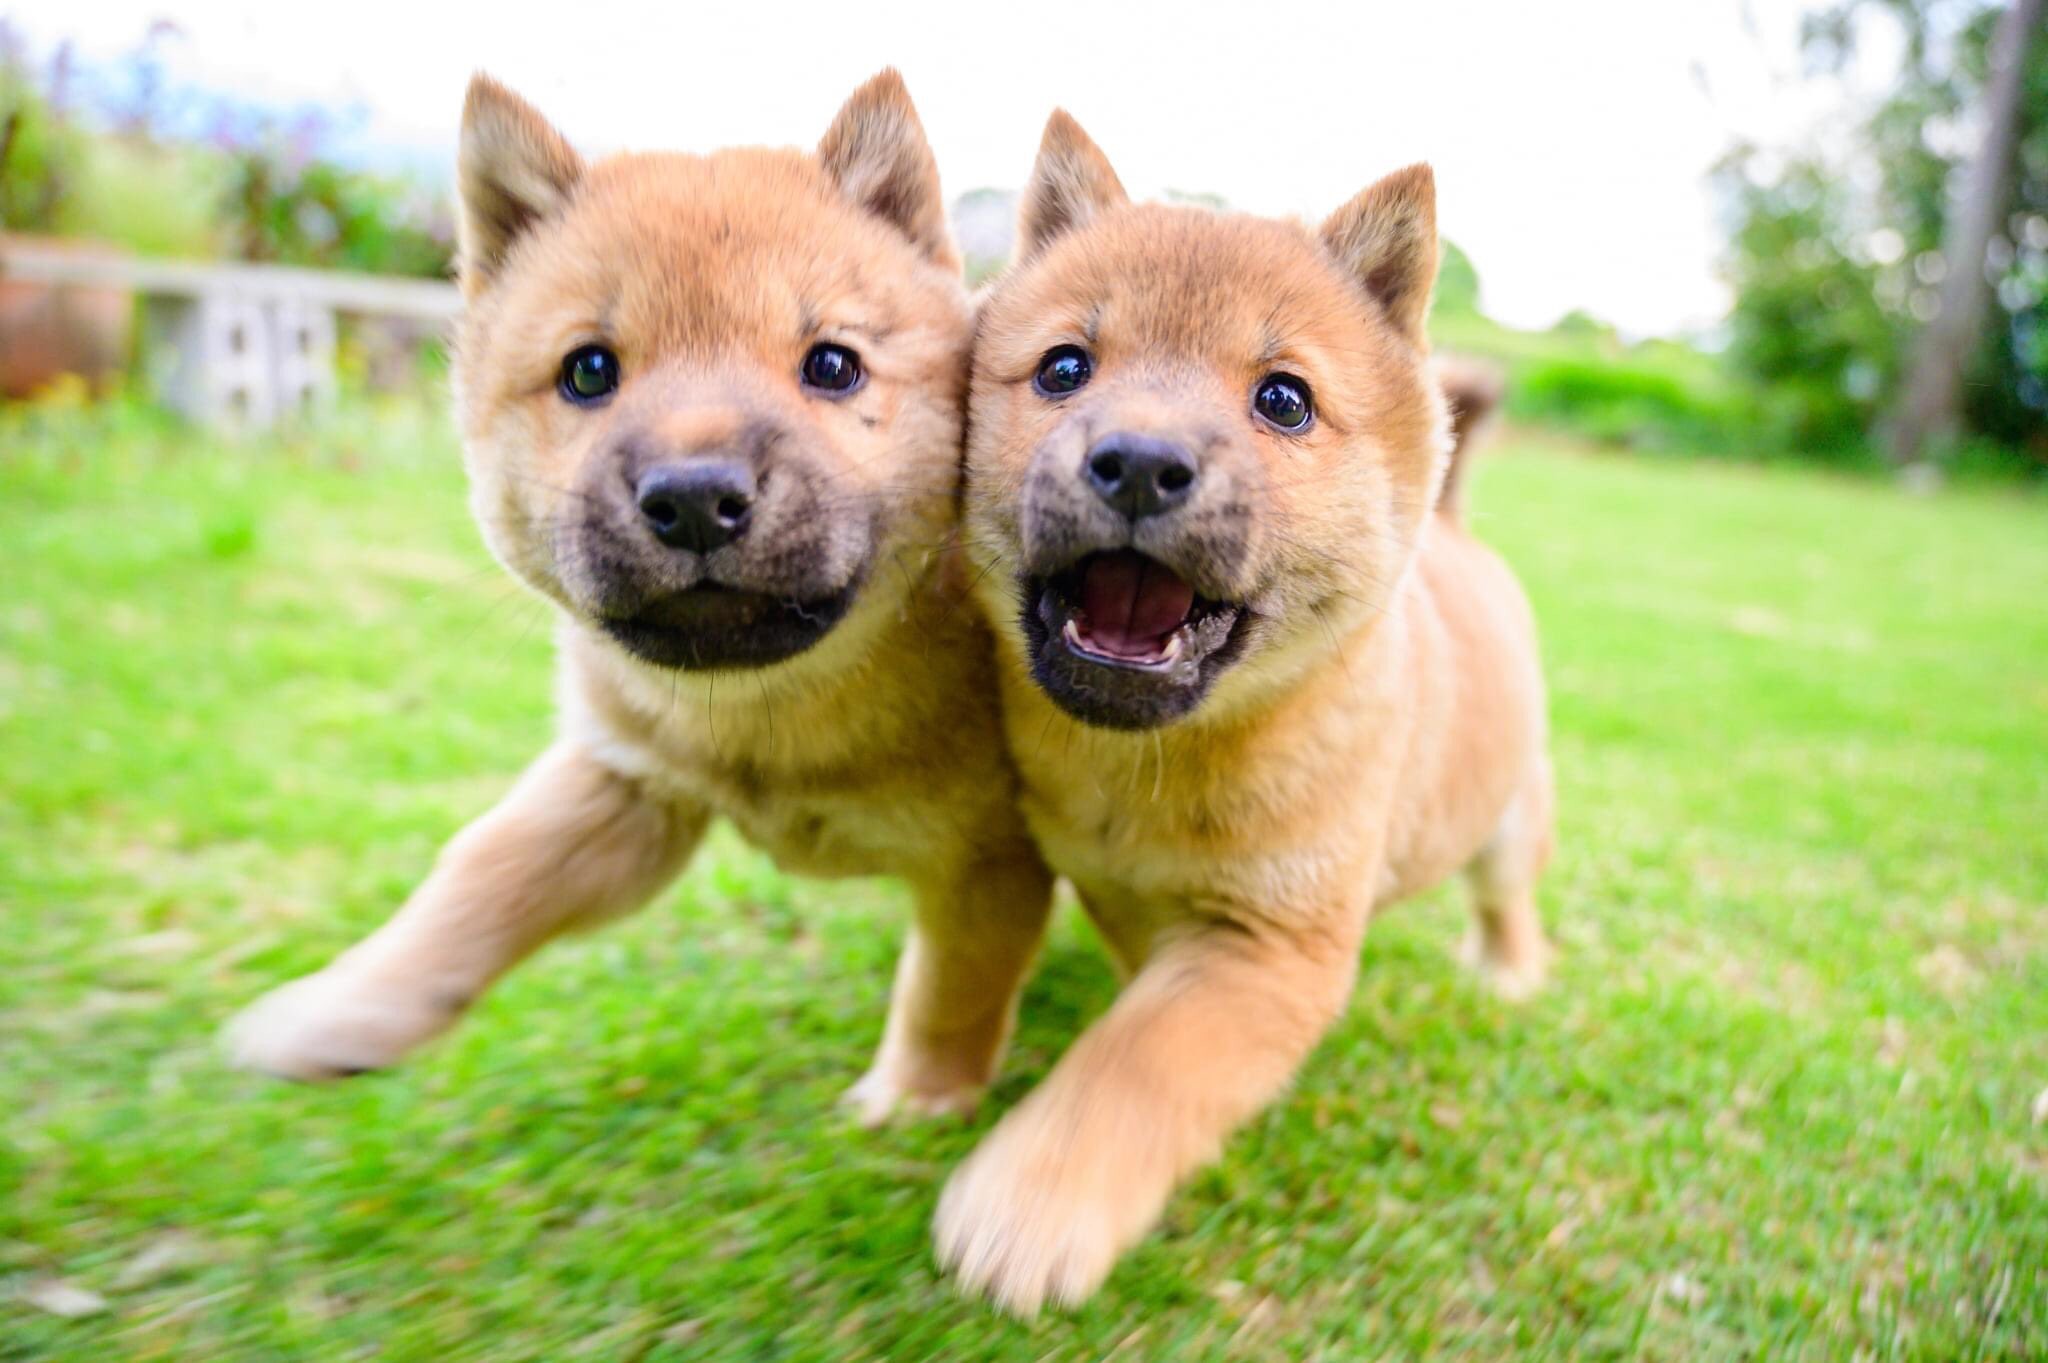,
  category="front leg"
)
[846,841,1055,1125]
[227,741,705,1080]
[934,912,1363,1315]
